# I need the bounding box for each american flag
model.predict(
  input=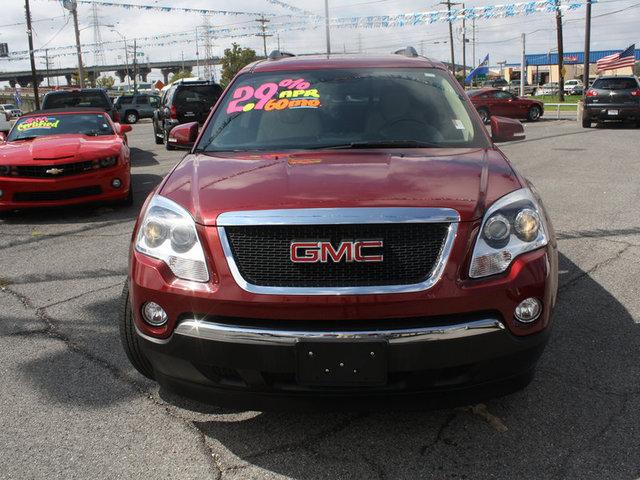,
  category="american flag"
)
[596,44,637,73]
